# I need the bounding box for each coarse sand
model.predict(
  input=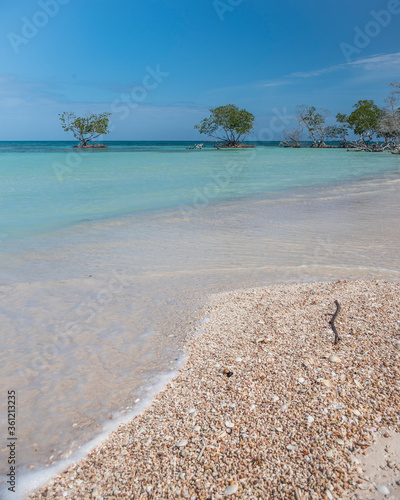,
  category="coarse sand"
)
[29,280,400,499]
